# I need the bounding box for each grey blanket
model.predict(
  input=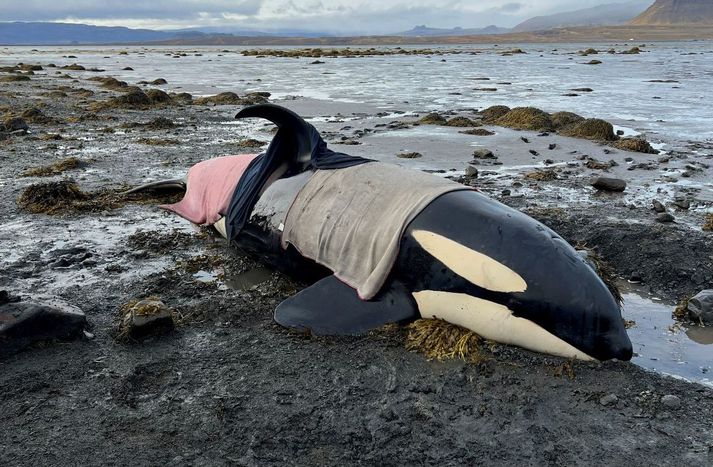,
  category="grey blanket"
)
[281,163,470,299]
